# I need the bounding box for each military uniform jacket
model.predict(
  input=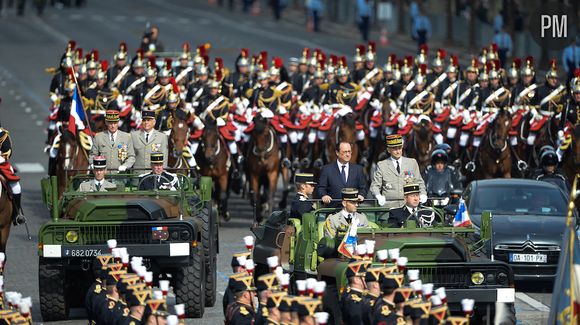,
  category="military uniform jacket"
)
[225,301,256,325]
[290,193,314,219]
[116,314,143,325]
[79,179,117,192]
[324,210,369,238]
[326,81,359,106]
[533,82,567,113]
[223,286,235,315]
[362,292,379,325]
[138,171,178,191]
[371,297,399,325]
[340,287,366,325]
[254,304,268,325]
[369,157,426,209]
[97,295,128,325]
[90,130,136,170]
[387,205,434,228]
[85,279,104,324]
[131,130,169,170]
